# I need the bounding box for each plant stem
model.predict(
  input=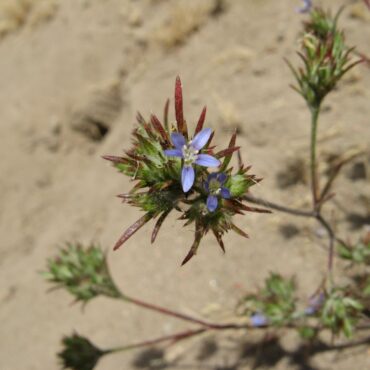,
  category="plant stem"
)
[310,106,320,208]
[106,327,207,354]
[120,294,245,330]
[243,194,315,218]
